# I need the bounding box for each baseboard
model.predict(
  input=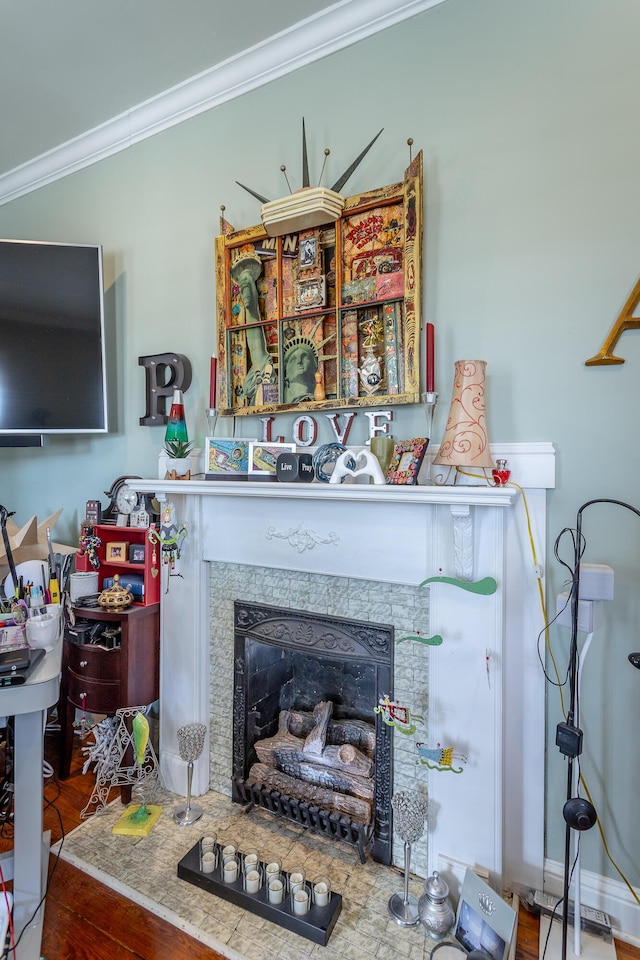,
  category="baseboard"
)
[544,858,640,948]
